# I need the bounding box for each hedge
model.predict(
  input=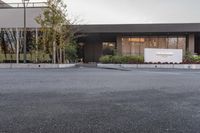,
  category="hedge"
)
[183,52,200,64]
[99,55,144,64]
[99,53,200,64]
